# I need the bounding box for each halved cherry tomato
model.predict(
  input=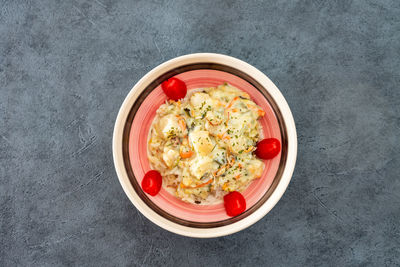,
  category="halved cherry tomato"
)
[255,138,281,159]
[254,138,281,159]
[161,77,187,101]
[141,170,162,196]
[224,191,246,217]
